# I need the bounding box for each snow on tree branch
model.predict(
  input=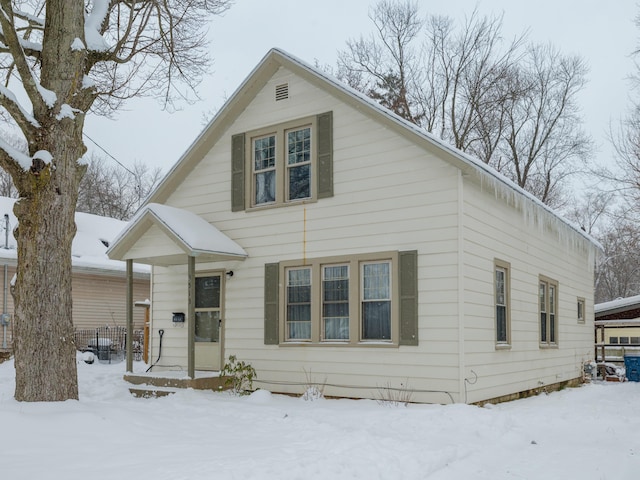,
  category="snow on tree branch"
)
[0,0,47,114]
